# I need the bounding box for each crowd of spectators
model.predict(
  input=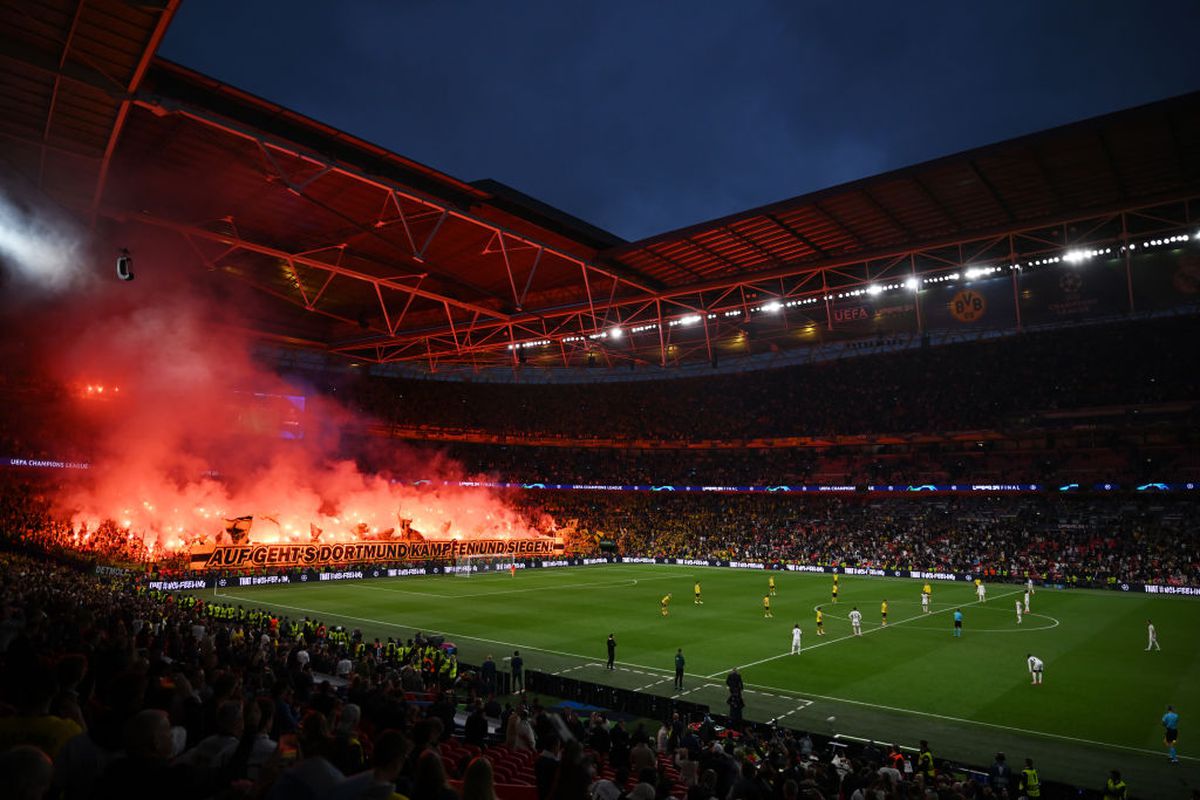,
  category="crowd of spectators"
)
[0,477,162,567]
[344,316,1199,442]
[0,549,1047,800]
[3,471,1195,588]
[399,440,1198,489]
[518,493,1199,587]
